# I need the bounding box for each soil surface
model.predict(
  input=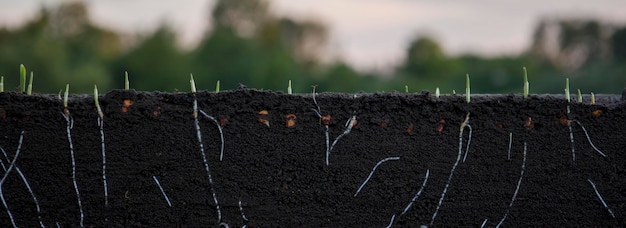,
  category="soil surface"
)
[0,89,624,227]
